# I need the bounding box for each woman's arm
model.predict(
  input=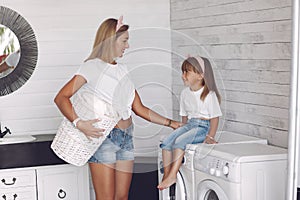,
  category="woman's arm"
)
[204,117,219,144]
[54,75,103,138]
[132,90,181,129]
[182,116,188,124]
[54,75,86,121]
